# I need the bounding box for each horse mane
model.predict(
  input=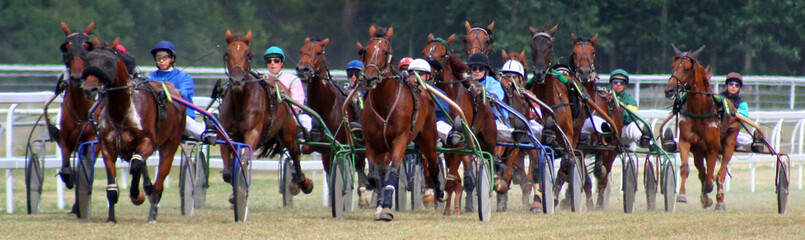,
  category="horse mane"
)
[307,37,324,42]
[694,61,713,92]
[372,27,388,38]
[98,42,137,75]
[446,54,468,79]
